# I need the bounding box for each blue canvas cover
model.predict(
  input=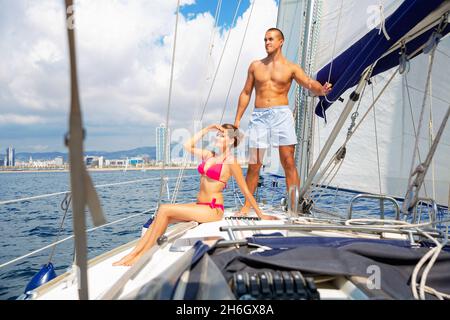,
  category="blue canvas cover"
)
[315,0,450,119]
